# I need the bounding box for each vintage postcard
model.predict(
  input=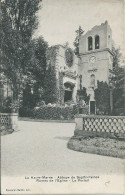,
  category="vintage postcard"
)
[1,0,125,194]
